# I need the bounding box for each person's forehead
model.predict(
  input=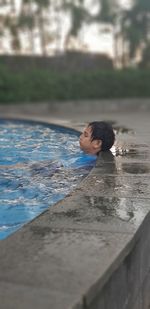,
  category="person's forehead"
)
[84,125,92,133]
